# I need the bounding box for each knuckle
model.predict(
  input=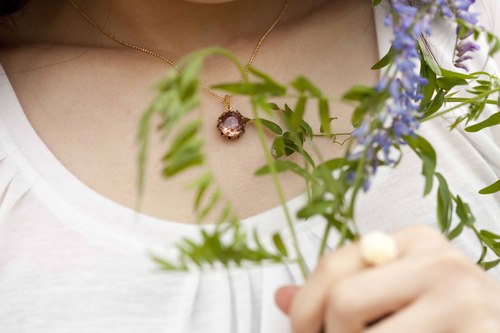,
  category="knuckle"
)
[456,280,485,308]
[316,250,343,278]
[289,303,312,333]
[453,278,497,316]
[408,224,445,244]
[437,249,471,271]
[429,269,497,324]
[423,249,471,274]
[326,282,355,319]
[316,243,357,275]
[316,252,335,275]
